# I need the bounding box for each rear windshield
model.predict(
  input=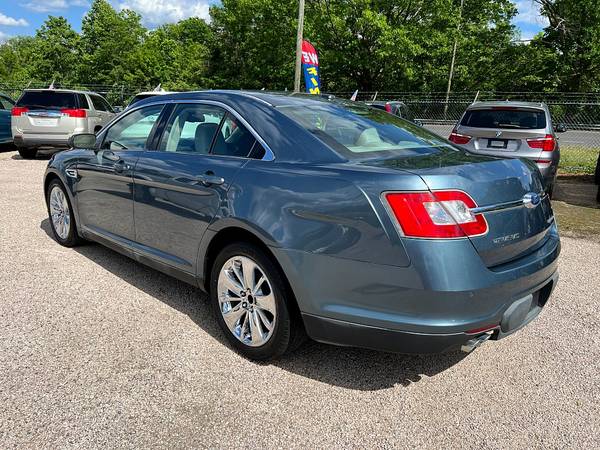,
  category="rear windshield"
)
[461,108,546,129]
[278,101,451,159]
[17,91,78,110]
